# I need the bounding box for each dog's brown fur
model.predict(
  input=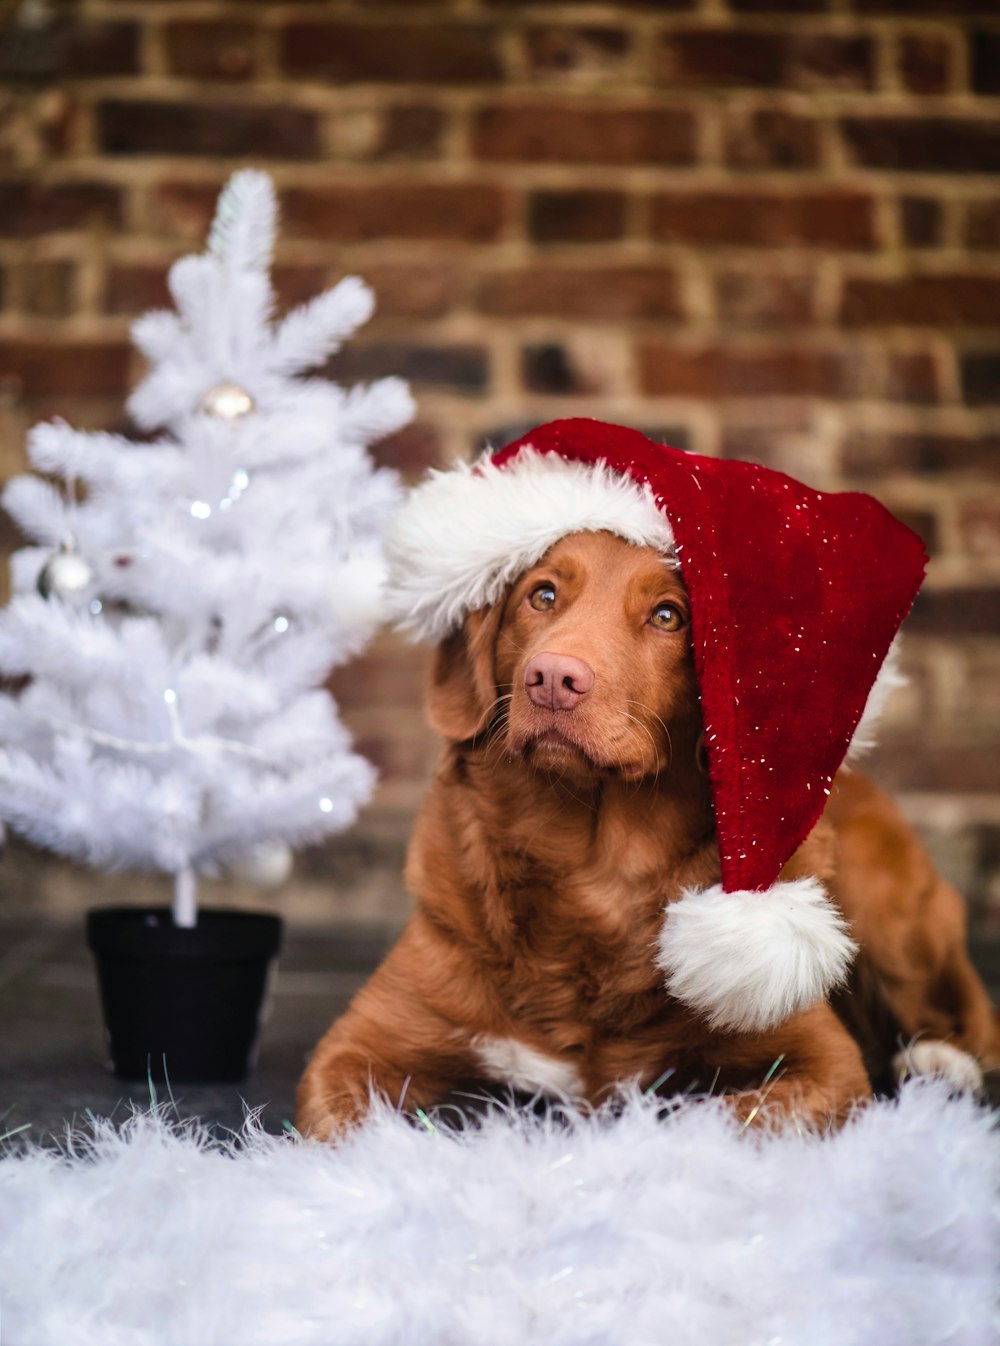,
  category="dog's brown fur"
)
[298,532,999,1139]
